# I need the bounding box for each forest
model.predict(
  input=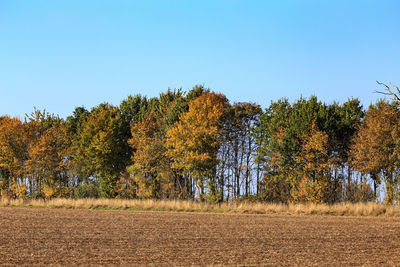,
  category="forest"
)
[1,84,400,204]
